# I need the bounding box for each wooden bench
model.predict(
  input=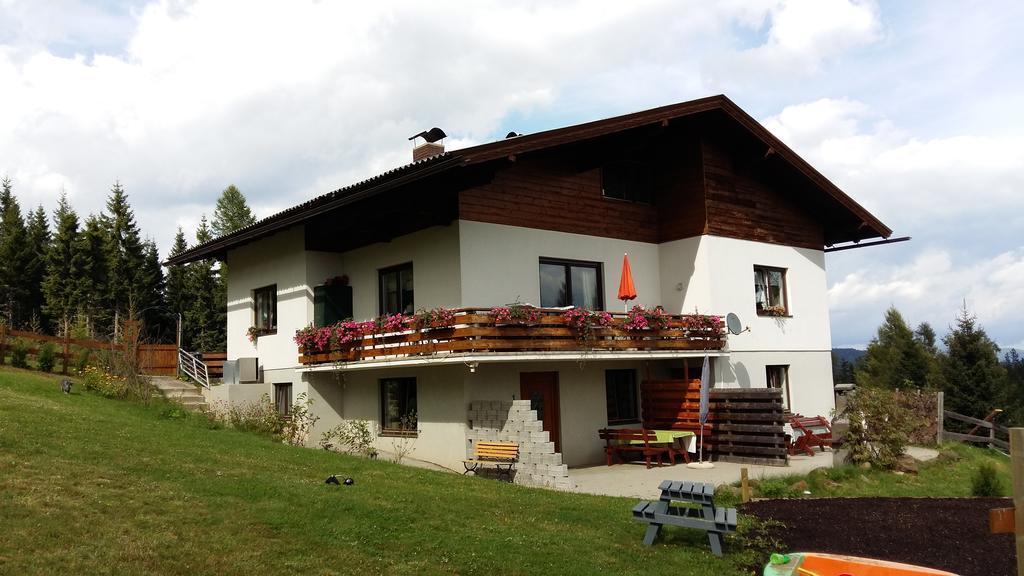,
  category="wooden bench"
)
[463,441,518,481]
[787,415,833,456]
[598,428,671,469]
[633,480,737,556]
